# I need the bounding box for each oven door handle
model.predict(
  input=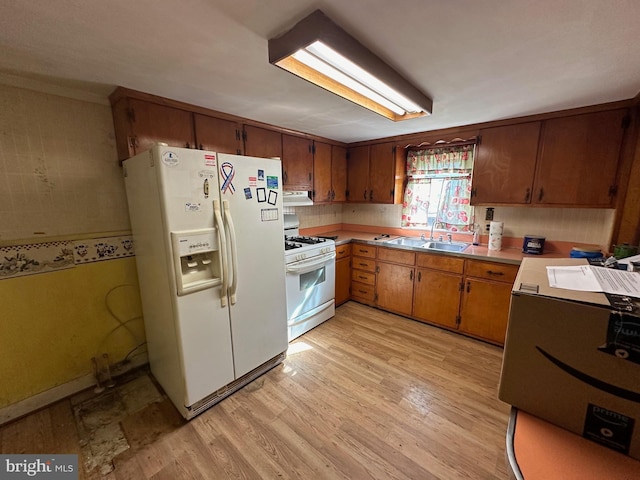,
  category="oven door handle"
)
[286,252,336,274]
